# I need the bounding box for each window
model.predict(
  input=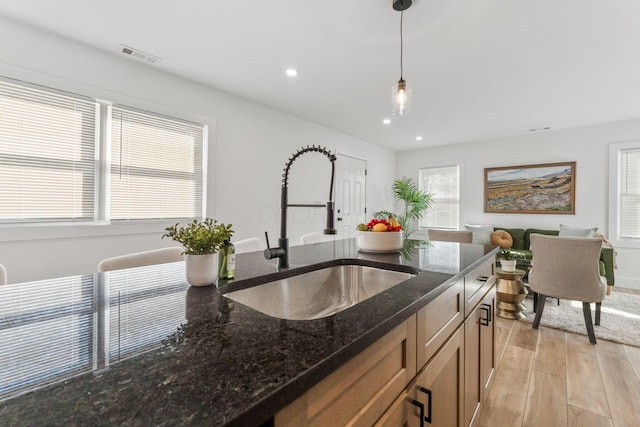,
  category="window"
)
[0,78,206,226]
[110,107,204,220]
[419,165,460,229]
[610,141,640,247]
[0,79,97,223]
